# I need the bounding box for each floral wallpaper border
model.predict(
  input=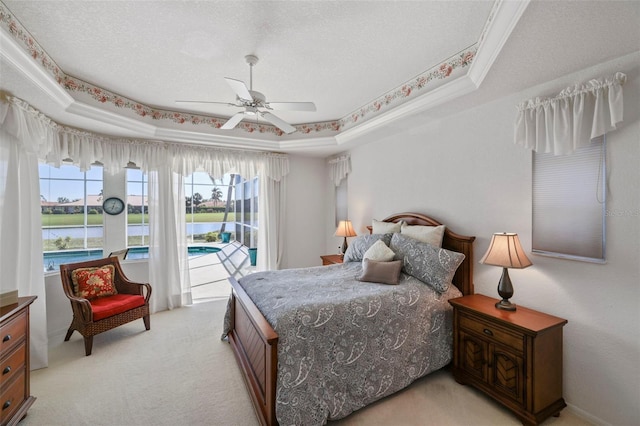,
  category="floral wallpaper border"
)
[0,2,495,138]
